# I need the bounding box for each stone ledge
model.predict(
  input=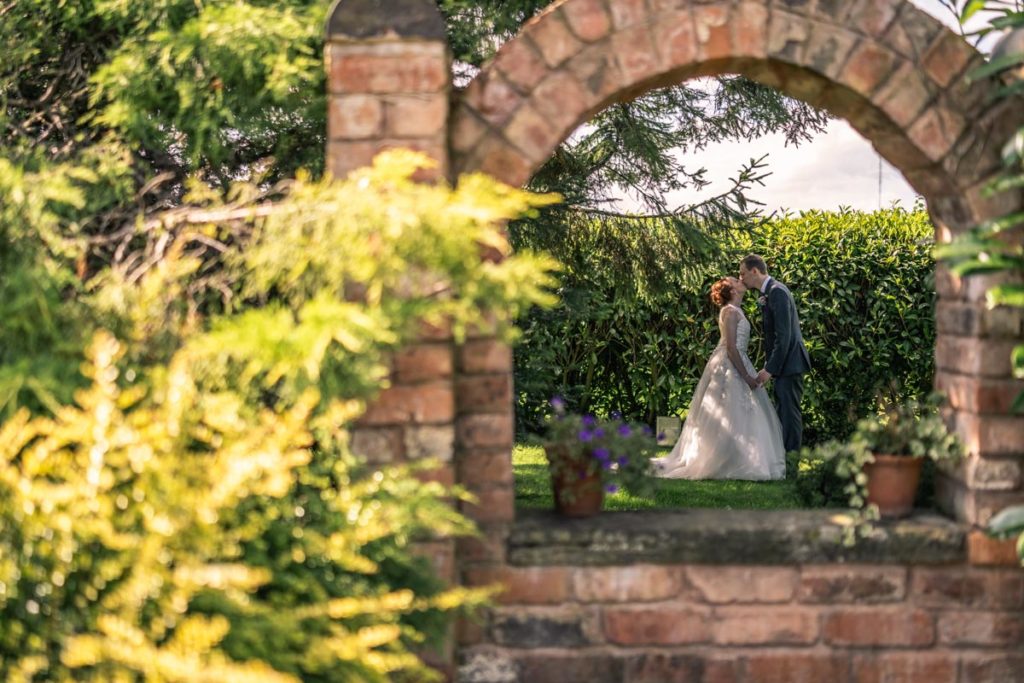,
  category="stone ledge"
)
[508,509,966,566]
